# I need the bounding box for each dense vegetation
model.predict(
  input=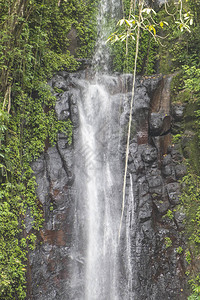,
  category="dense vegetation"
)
[0,0,97,298]
[109,0,159,74]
